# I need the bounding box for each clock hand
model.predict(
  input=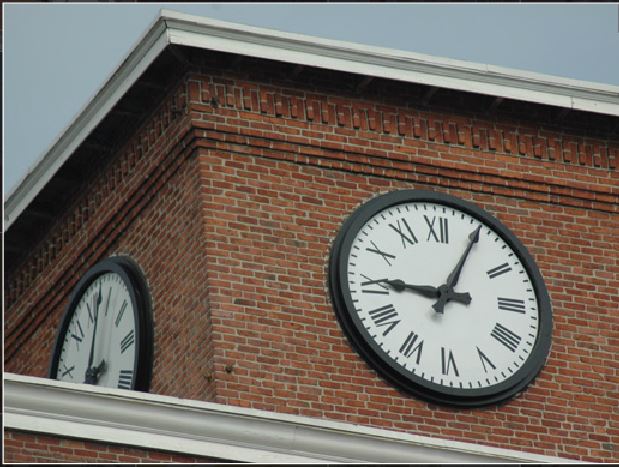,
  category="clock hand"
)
[432,225,481,313]
[385,279,471,305]
[385,279,439,298]
[94,359,107,379]
[85,286,102,384]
